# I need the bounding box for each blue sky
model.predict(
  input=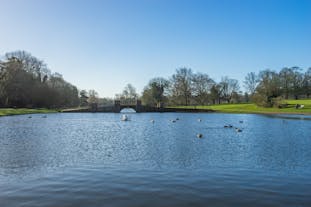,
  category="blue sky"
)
[0,0,310,97]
